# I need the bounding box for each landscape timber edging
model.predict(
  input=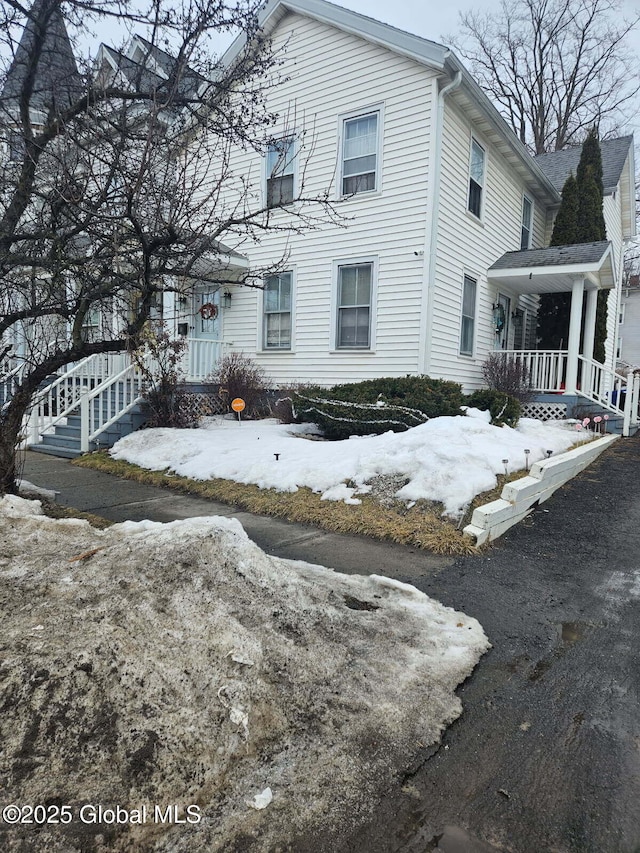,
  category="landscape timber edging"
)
[463,433,619,547]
